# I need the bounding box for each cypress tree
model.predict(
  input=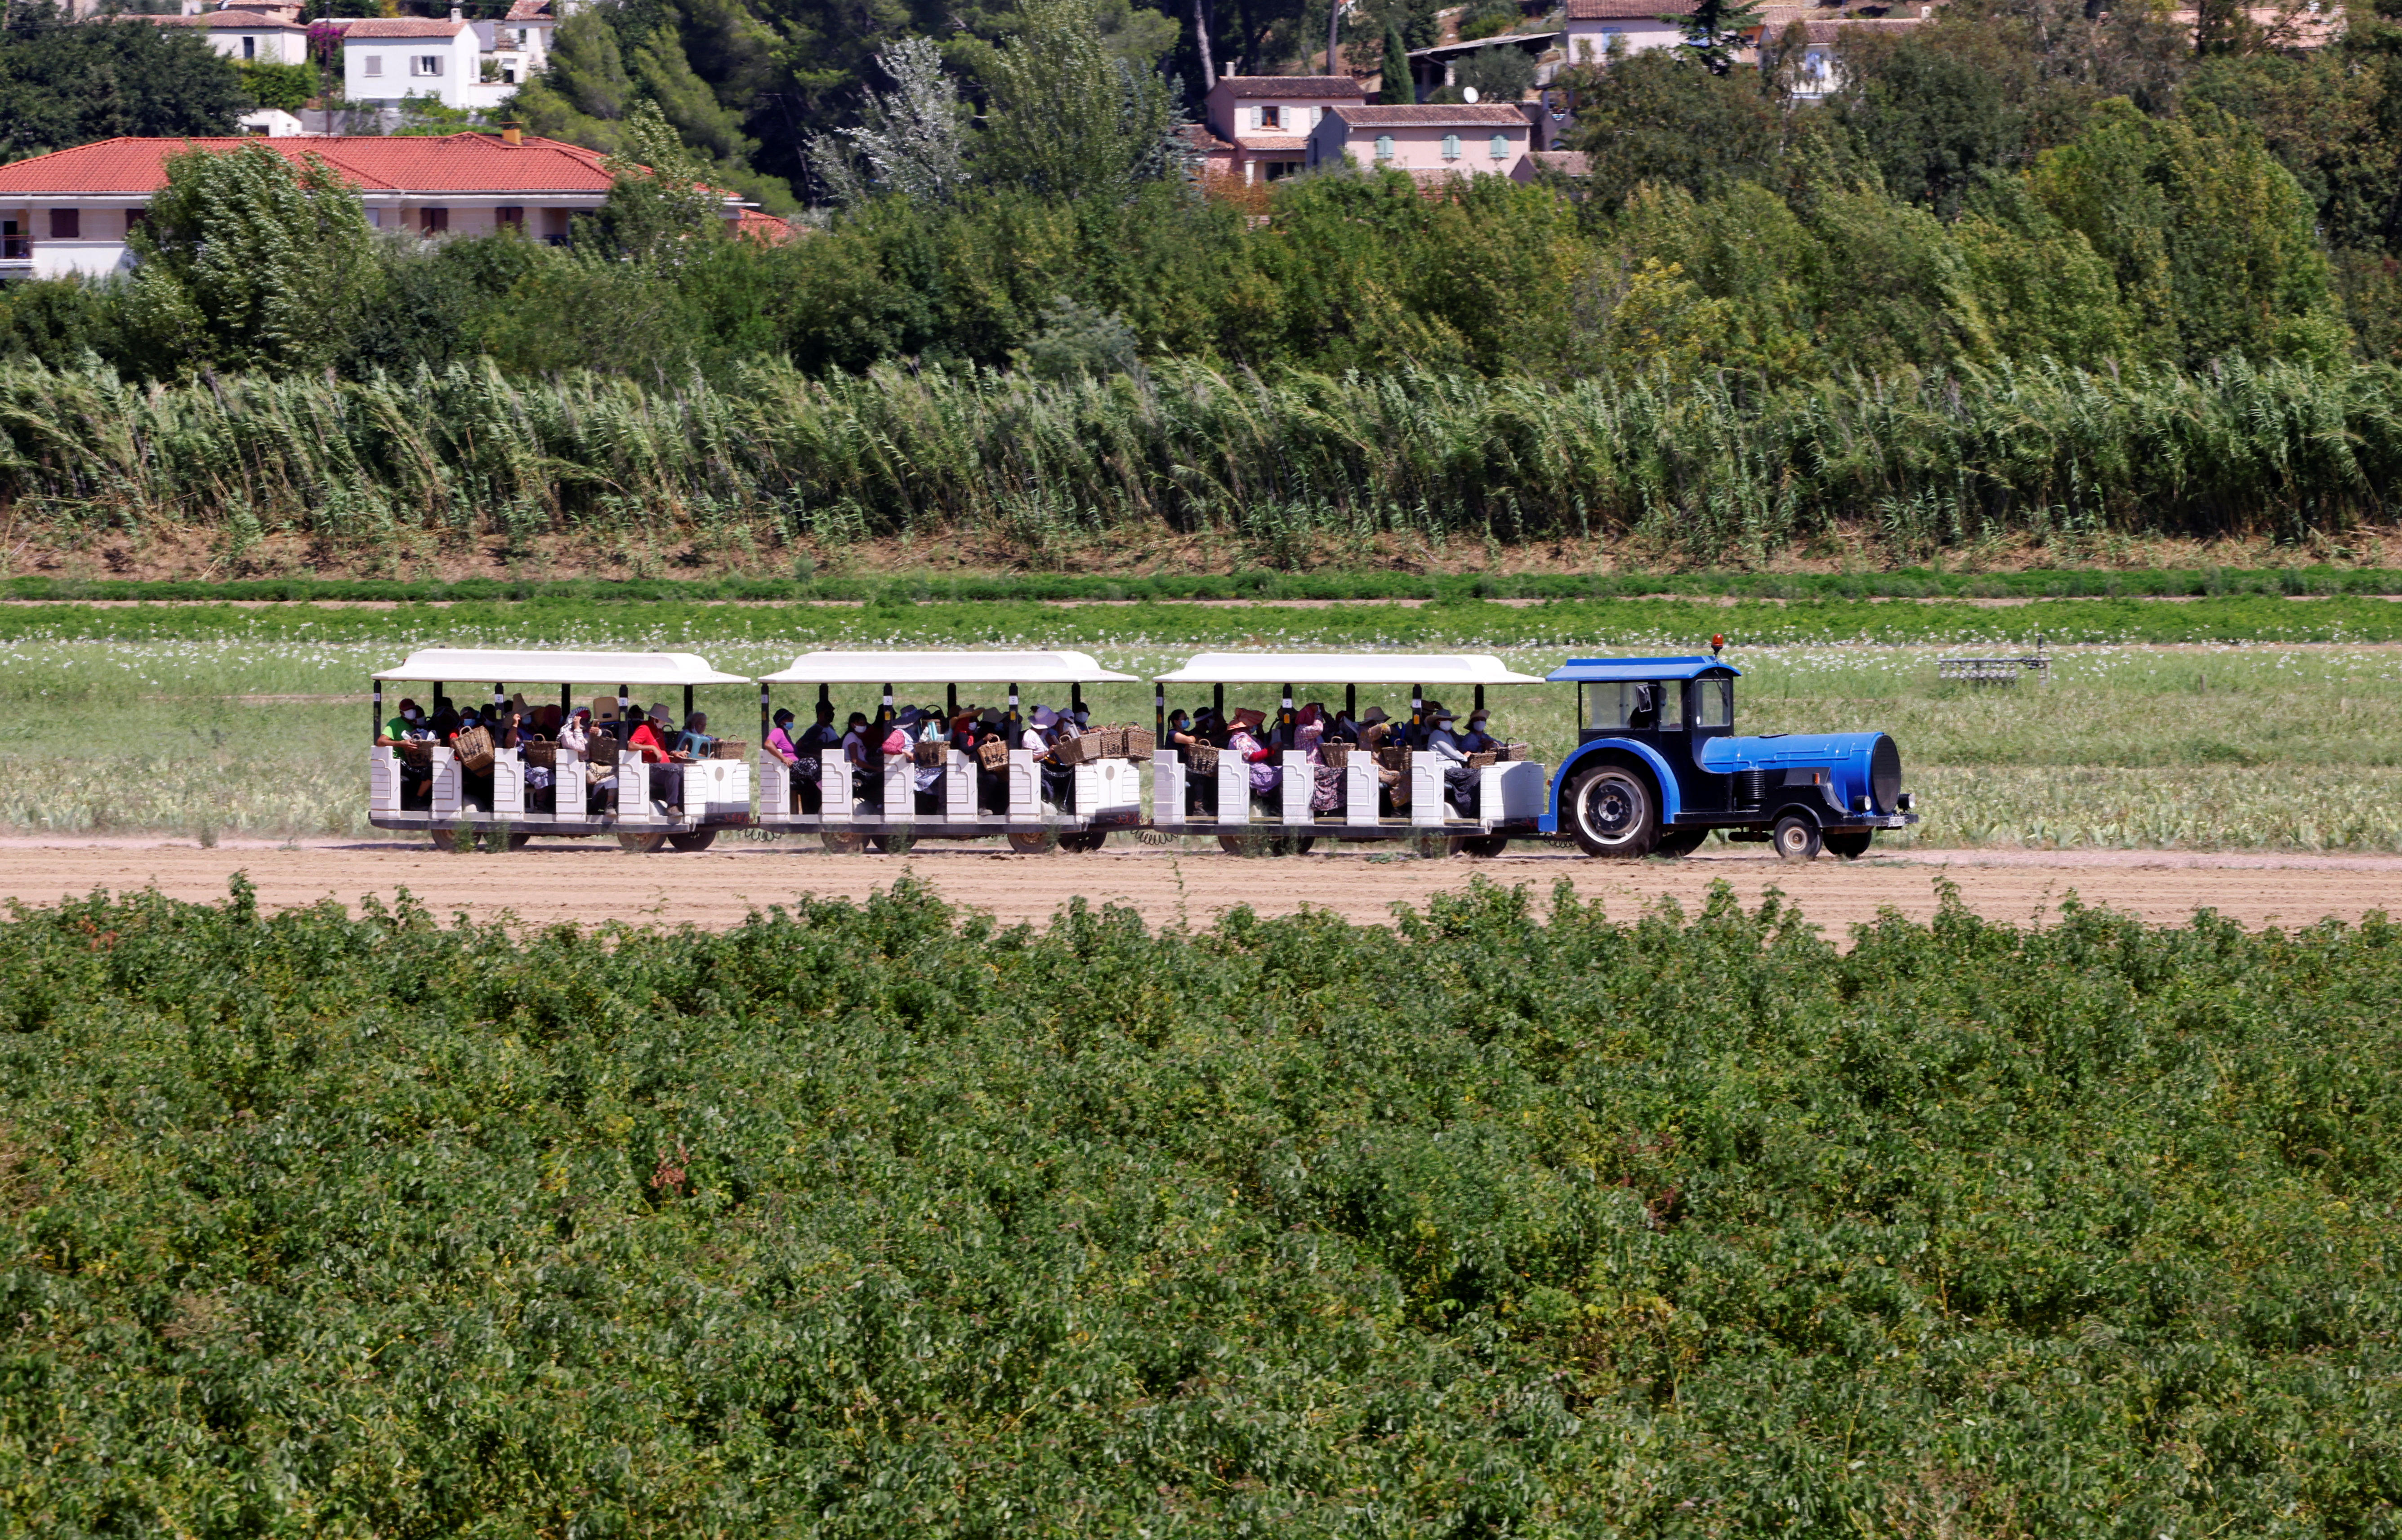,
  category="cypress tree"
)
[1379,22,1414,105]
